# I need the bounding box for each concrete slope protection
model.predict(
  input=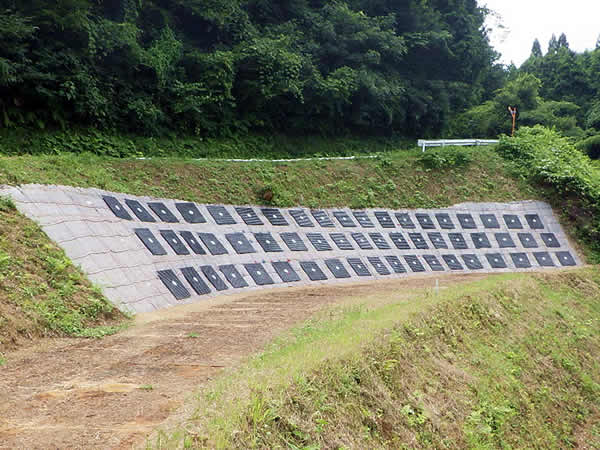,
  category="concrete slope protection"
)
[0,184,581,314]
